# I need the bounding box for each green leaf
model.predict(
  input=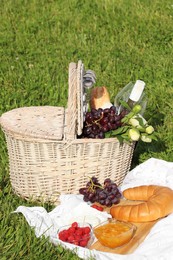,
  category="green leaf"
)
[105,131,112,138]
[148,133,158,141]
[121,111,135,123]
[119,100,131,110]
[136,116,147,127]
[111,126,130,136]
[116,135,124,144]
